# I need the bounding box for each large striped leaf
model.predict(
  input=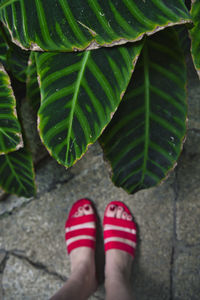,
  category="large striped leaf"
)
[176,25,191,55]
[100,29,187,194]
[26,51,41,112]
[0,22,30,81]
[0,27,8,65]
[0,64,23,154]
[190,0,200,78]
[7,44,30,82]
[36,43,143,167]
[0,0,191,51]
[0,147,36,197]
